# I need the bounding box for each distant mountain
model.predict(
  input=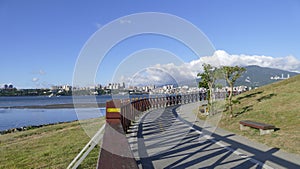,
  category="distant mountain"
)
[236,65,299,87]
[158,65,298,88]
